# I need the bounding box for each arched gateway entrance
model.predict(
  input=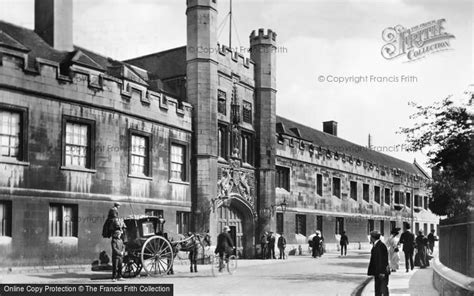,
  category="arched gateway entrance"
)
[213,194,256,258]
